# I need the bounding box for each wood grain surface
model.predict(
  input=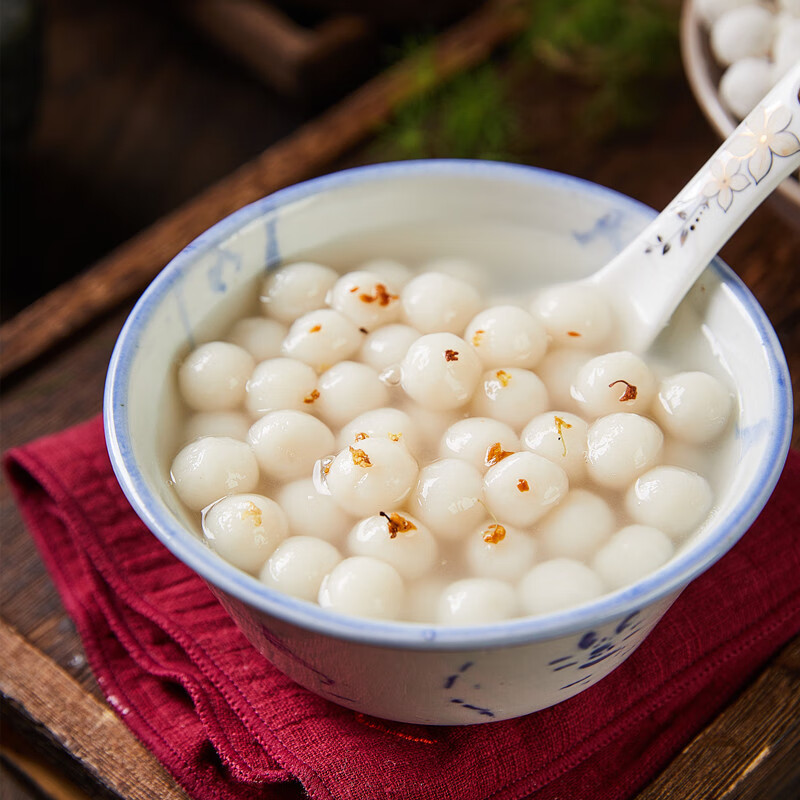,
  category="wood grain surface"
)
[0,0,529,381]
[637,637,800,800]
[1,1,798,798]
[177,0,377,99]
[0,623,188,800]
